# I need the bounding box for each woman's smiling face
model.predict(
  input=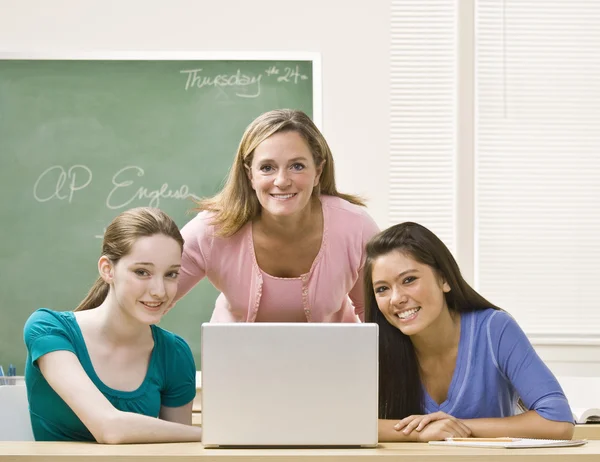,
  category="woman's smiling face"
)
[246,130,322,219]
